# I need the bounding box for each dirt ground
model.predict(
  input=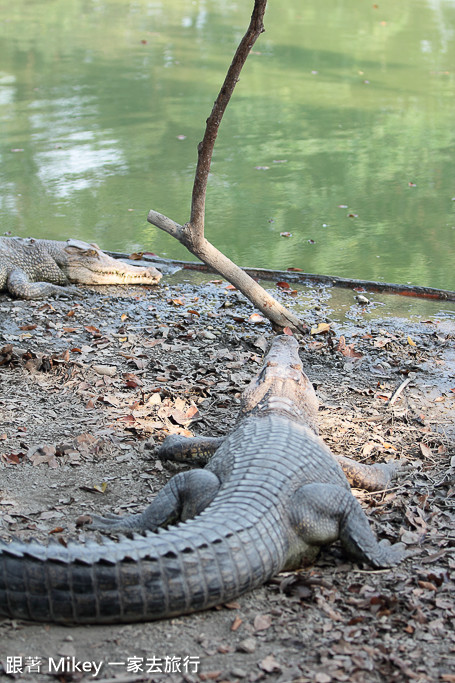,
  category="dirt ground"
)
[0,273,454,683]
